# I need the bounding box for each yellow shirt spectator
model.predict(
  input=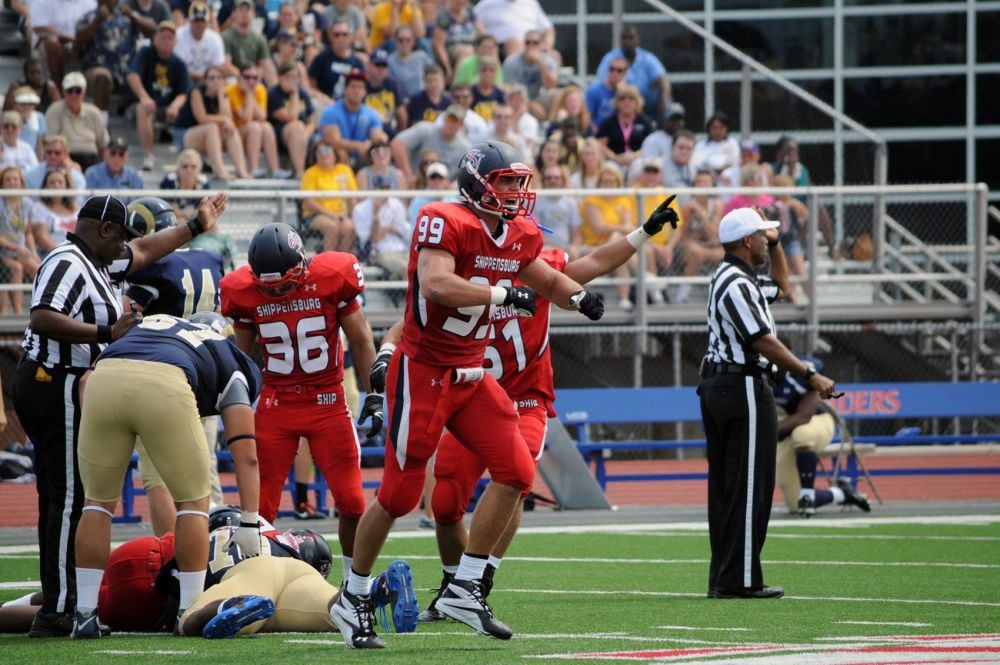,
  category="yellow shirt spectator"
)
[635,187,684,248]
[301,162,358,217]
[224,81,268,128]
[580,193,636,247]
[370,0,424,49]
